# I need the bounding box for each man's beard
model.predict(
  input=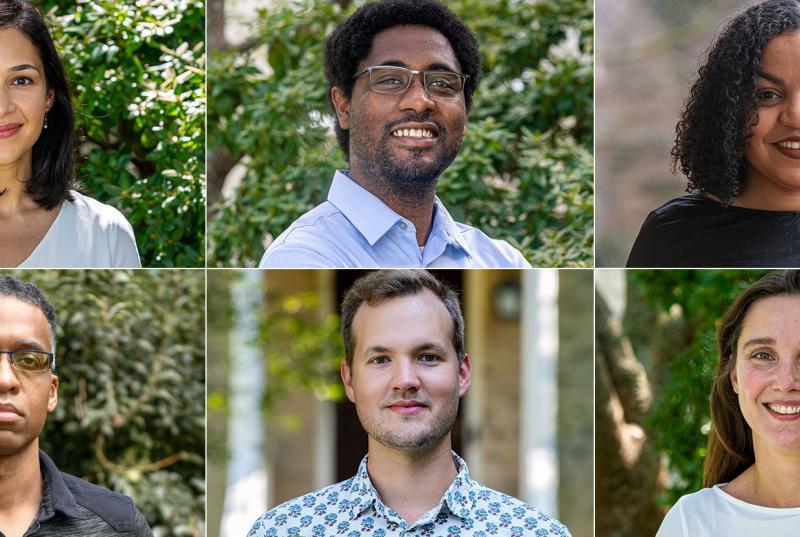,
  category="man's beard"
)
[355,392,460,451]
[350,113,464,204]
